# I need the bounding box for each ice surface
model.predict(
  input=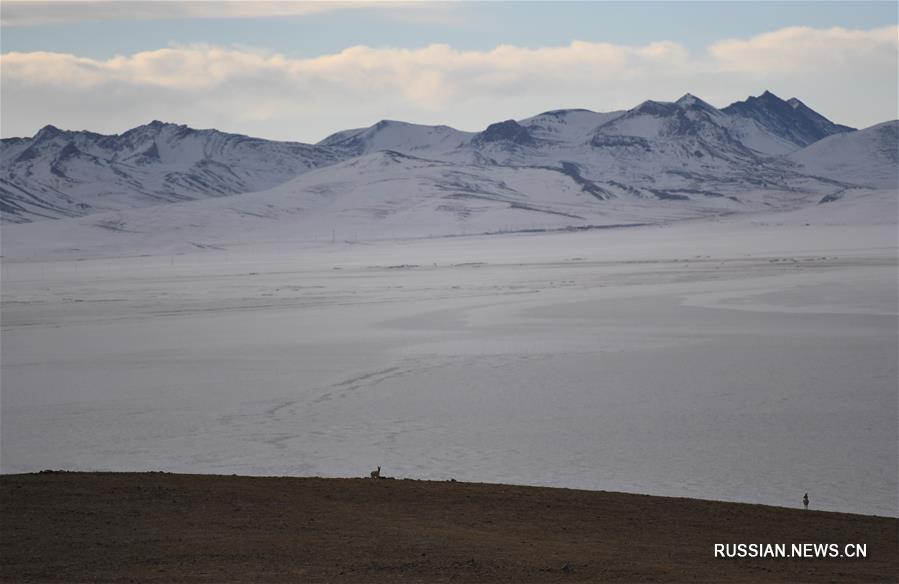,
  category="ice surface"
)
[2,198,896,517]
